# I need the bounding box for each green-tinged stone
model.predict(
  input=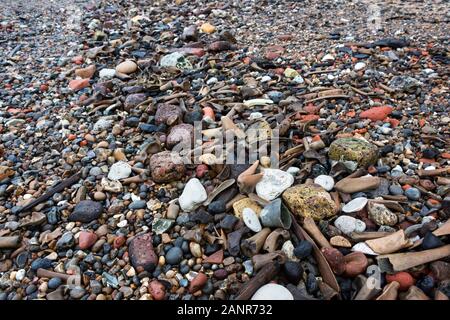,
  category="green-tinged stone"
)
[102,272,119,288]
[282,184,337,221]
[328,138,378,167]
[152,218,174,235]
